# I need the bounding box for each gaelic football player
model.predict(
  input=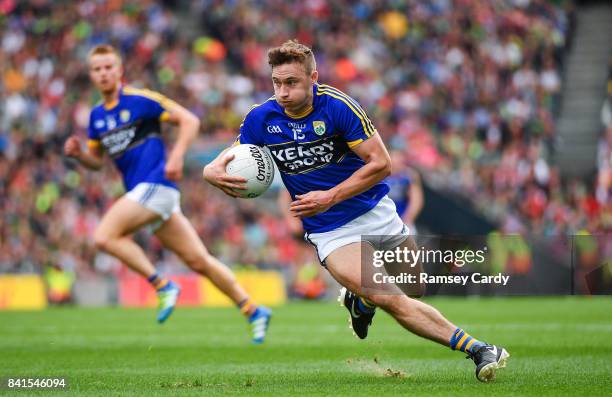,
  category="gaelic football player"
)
[204,40,509,380]
[64,45,271,343]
